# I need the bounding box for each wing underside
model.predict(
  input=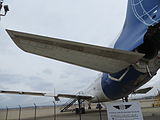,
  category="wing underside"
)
[6,29,144,74]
